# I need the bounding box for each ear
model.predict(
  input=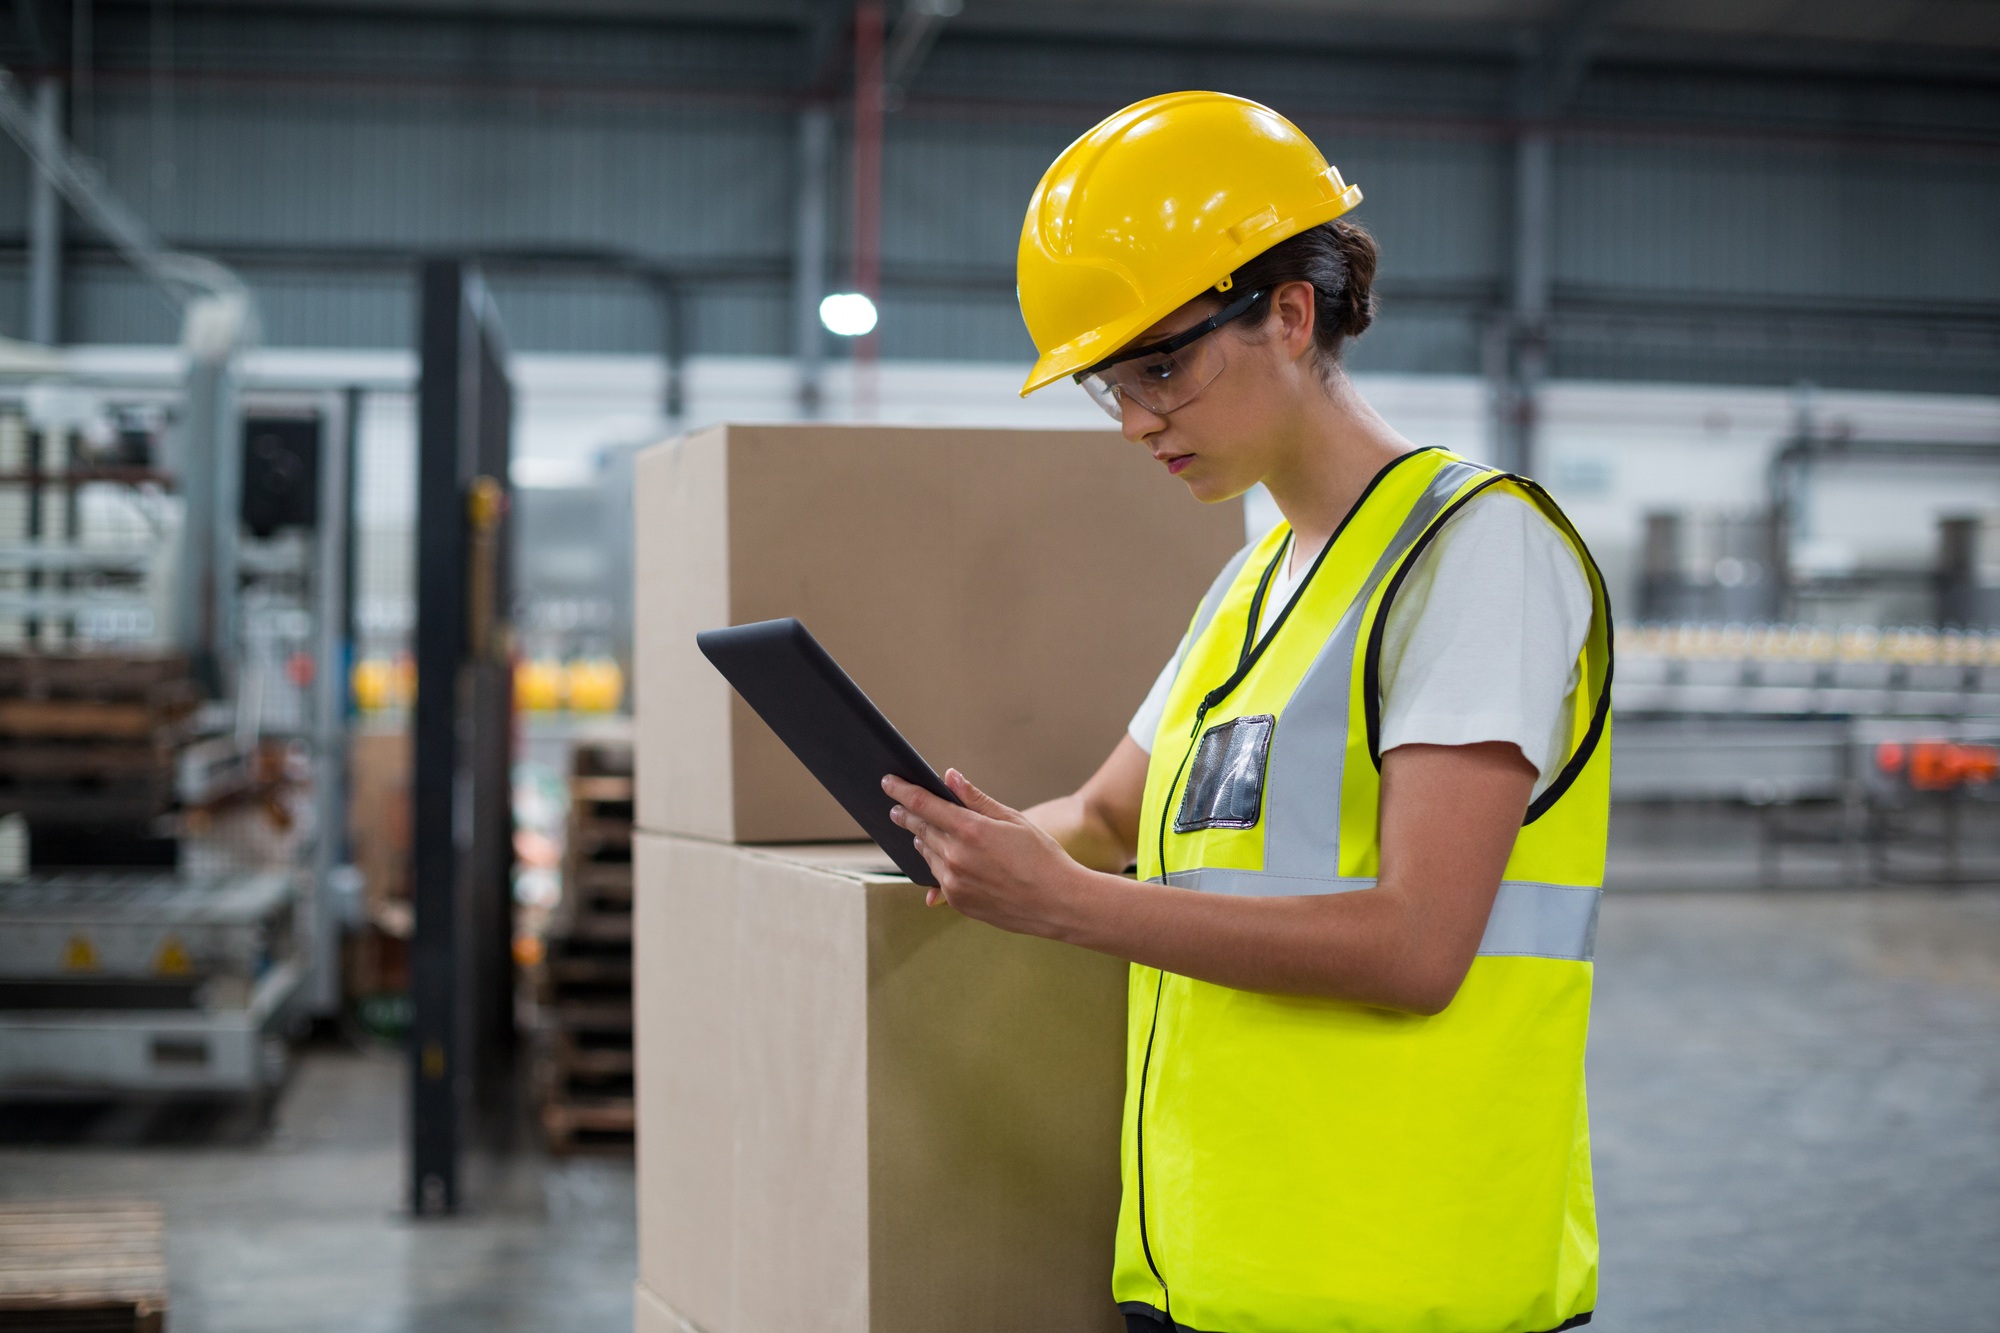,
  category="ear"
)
[1270,281,1318,362]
